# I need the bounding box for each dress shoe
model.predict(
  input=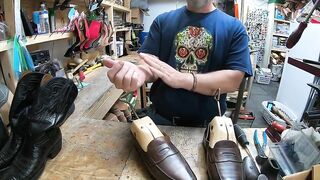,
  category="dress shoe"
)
[132,134,196,180]
[203,118,244,180]
[1,77,78,179]
[0,72,44,170]
[0,117,8,148]
[203,139,244,180]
